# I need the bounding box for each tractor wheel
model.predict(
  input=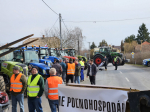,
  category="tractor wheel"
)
[147,62,150,67]
[121,59,125,65]
[93,54,104,66]
[84,62,88,70]
[0,76,6,92]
